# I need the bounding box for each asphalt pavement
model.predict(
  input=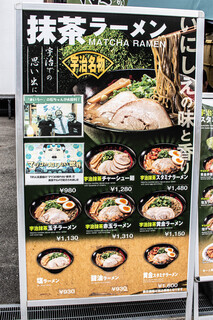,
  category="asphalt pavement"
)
[0,116,19,304]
